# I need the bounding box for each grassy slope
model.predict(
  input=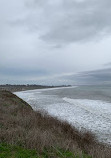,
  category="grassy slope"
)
[0,90,111,158]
